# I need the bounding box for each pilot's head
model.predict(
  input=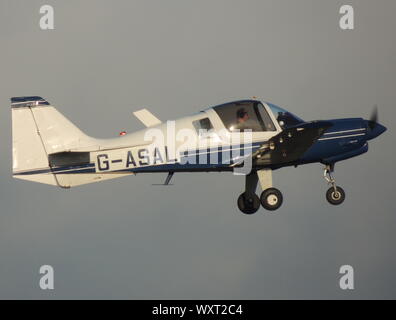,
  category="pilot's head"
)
[237,108,249,122]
